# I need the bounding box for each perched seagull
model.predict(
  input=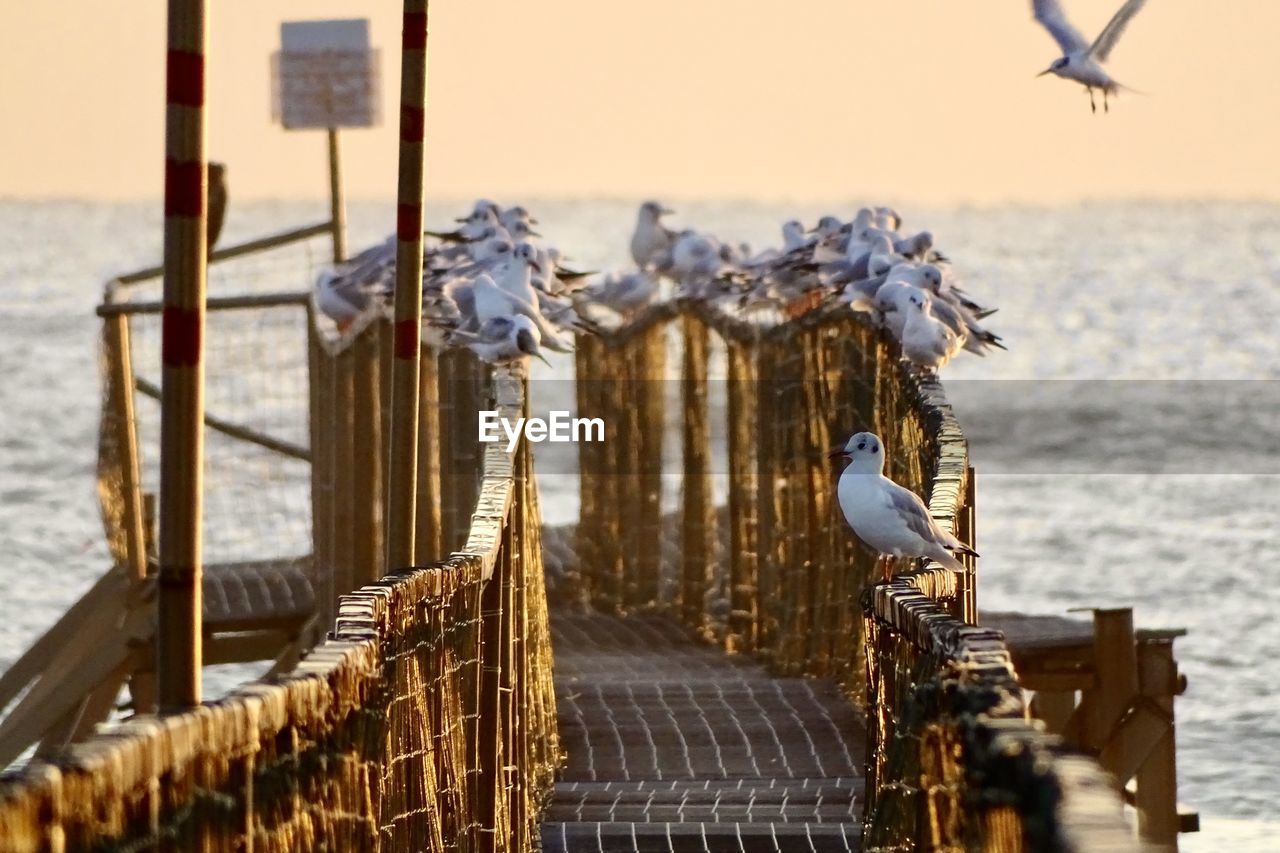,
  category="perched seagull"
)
[1032,0,1149,113]
[446,315,550,365]
[831,432,978,572]
[900,289,961,371]
[630,201,677,270]
[781,219,811,252]
[583,270,660,319]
